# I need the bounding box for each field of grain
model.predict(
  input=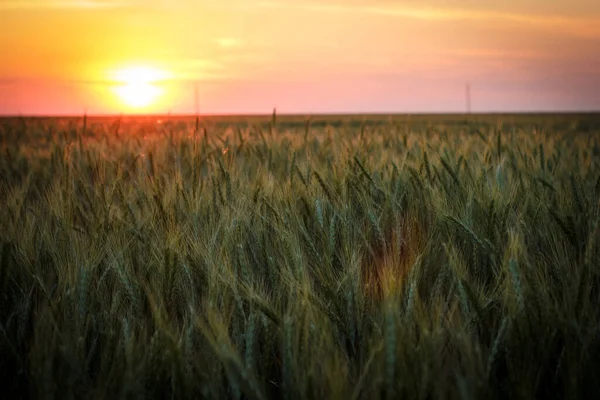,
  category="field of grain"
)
[1,113,600,399]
